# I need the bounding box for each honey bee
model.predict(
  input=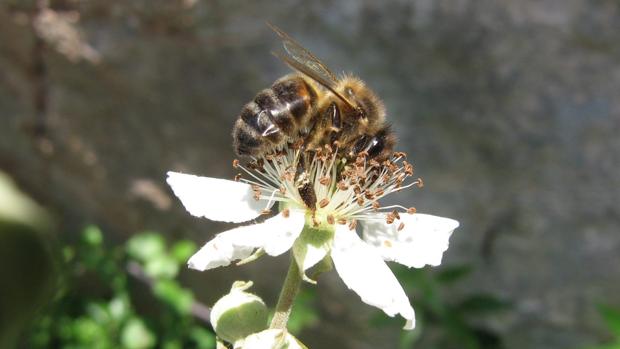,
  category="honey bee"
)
[232,24,395,162]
